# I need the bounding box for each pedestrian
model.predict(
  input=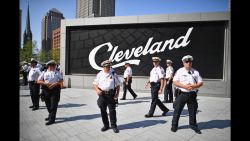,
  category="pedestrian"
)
[171,55,203,134]
[21,61,29,85]
[120,62,137,100]
[145,57,169,118]
[28,58,41,111]
[37,60,63,125]
[93,60,120,133]
[162,60,174,103]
